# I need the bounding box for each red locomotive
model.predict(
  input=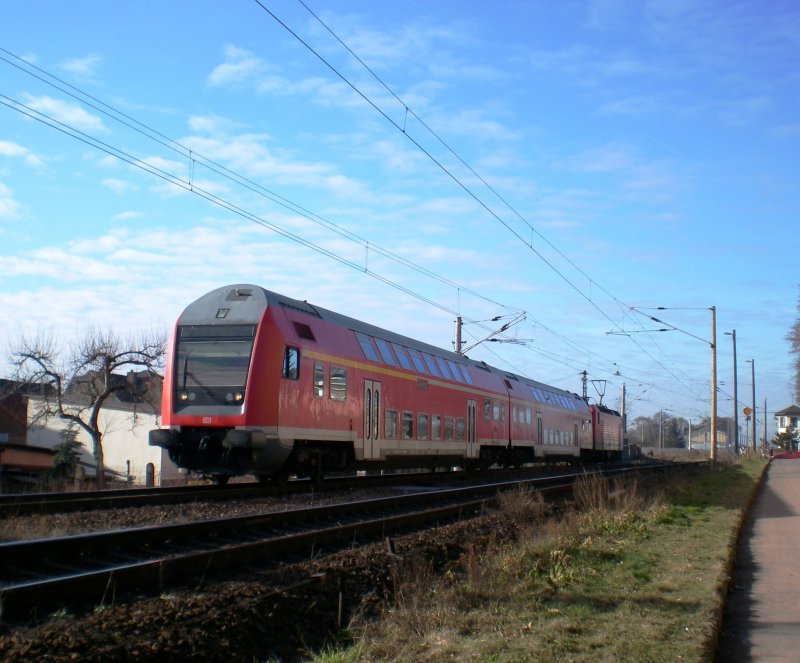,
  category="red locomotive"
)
[149,284,623,482]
